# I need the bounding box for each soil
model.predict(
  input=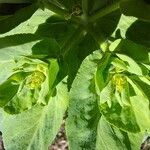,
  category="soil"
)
[49,120,68,150]
[0,131,5,150]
